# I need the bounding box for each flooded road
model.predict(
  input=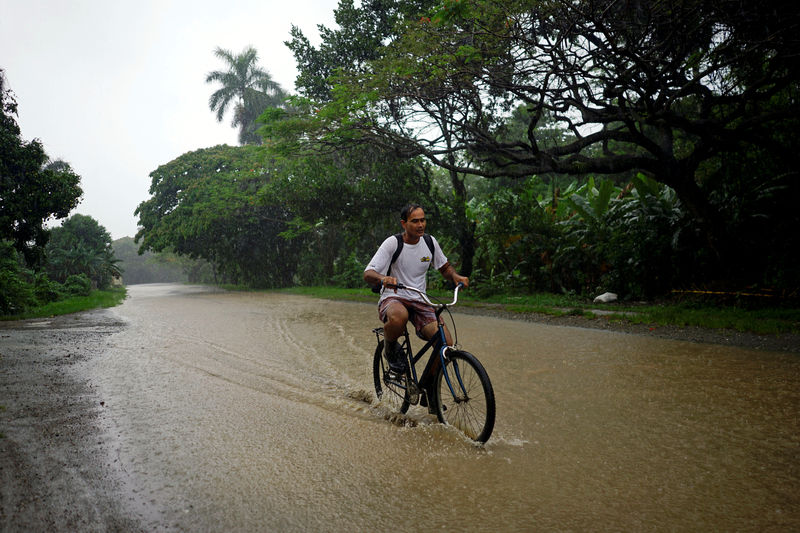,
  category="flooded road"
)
[90,284,799,531]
